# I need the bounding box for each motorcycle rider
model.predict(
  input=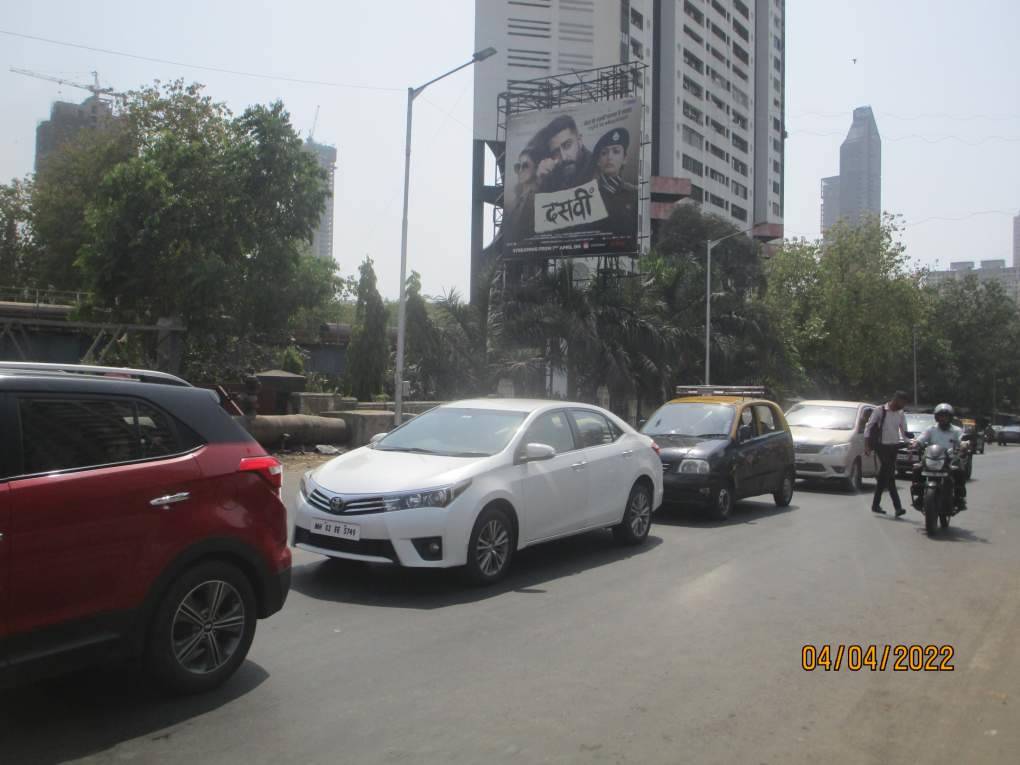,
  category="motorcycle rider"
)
[911,403,968,511]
